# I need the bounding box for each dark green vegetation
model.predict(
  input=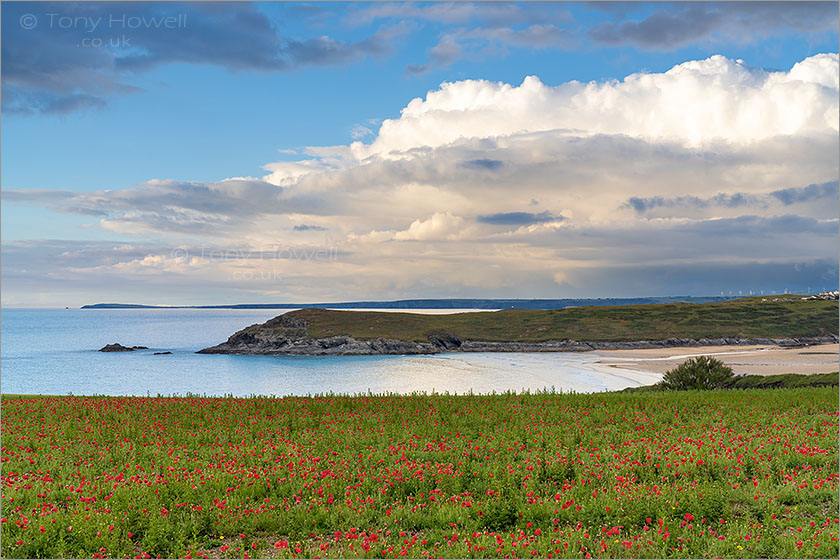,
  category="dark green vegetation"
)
[277,298,838,343]
[660,356,735,391]
[627,372,838,393]
[724,372,839,389]
[2,389,837,559]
